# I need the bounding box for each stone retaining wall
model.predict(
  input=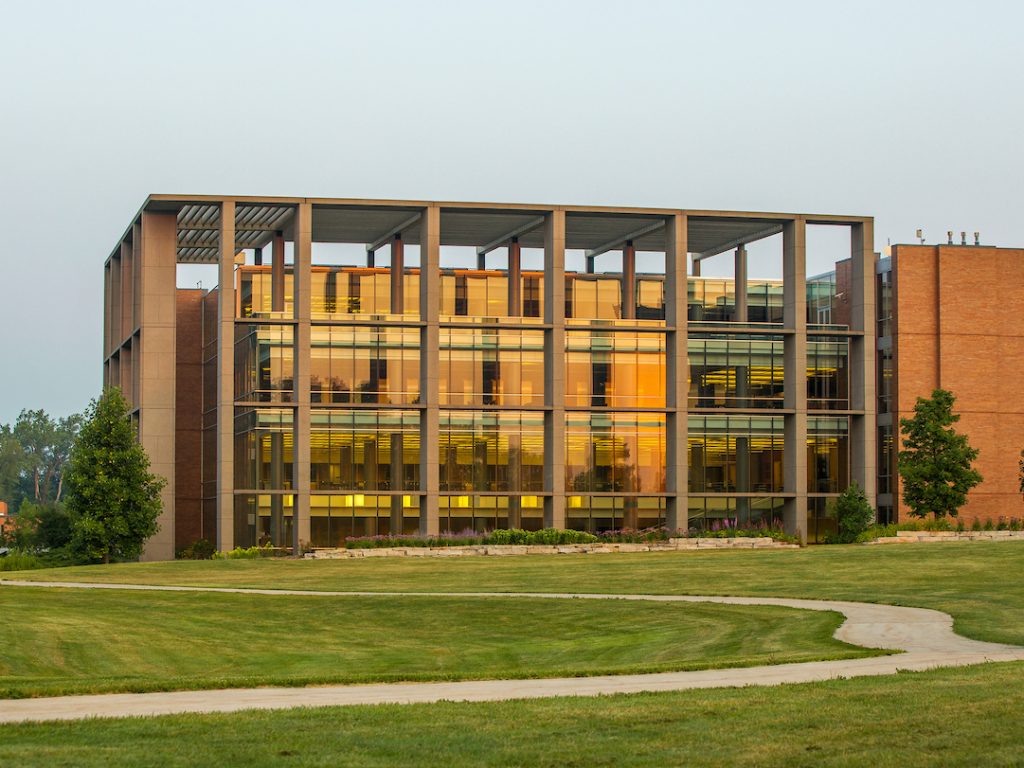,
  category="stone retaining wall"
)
[308,537,797,559]
[870,530,1024,544]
